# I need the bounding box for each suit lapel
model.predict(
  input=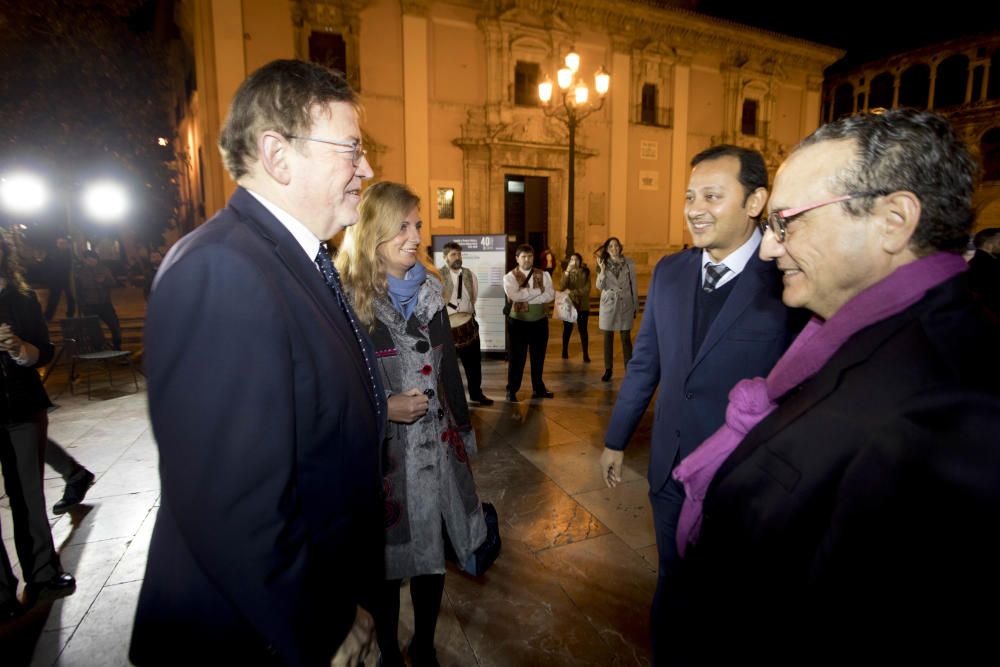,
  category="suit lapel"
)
[228,189,383,415]
[690,250,768,372]
[229,189,344,329]
[670,250,700,367]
